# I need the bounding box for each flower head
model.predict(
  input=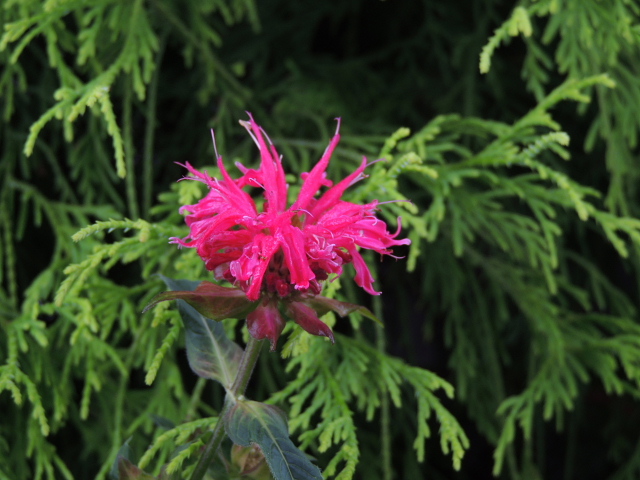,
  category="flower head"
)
[170,114,410,348]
